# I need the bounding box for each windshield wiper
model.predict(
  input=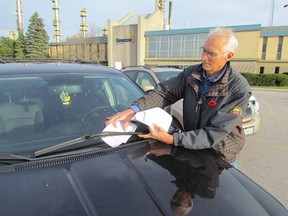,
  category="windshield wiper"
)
[0,153,31,161]
[34,131,143,158]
